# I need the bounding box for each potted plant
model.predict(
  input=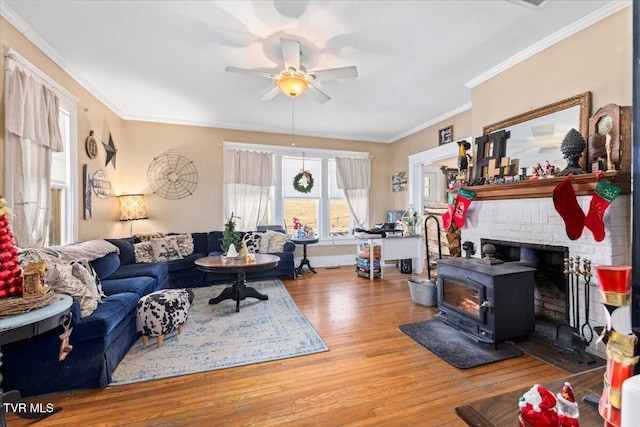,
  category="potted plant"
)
[221,213,241,257]
[402,205,420,236]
